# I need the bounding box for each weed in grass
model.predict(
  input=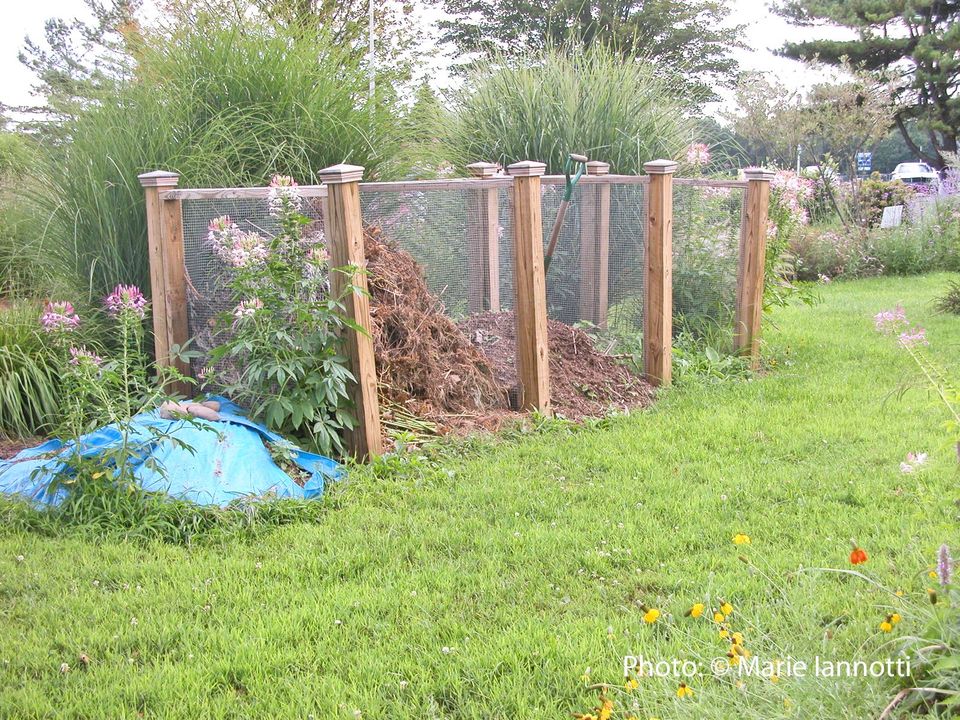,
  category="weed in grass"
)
[934,280,960,315]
